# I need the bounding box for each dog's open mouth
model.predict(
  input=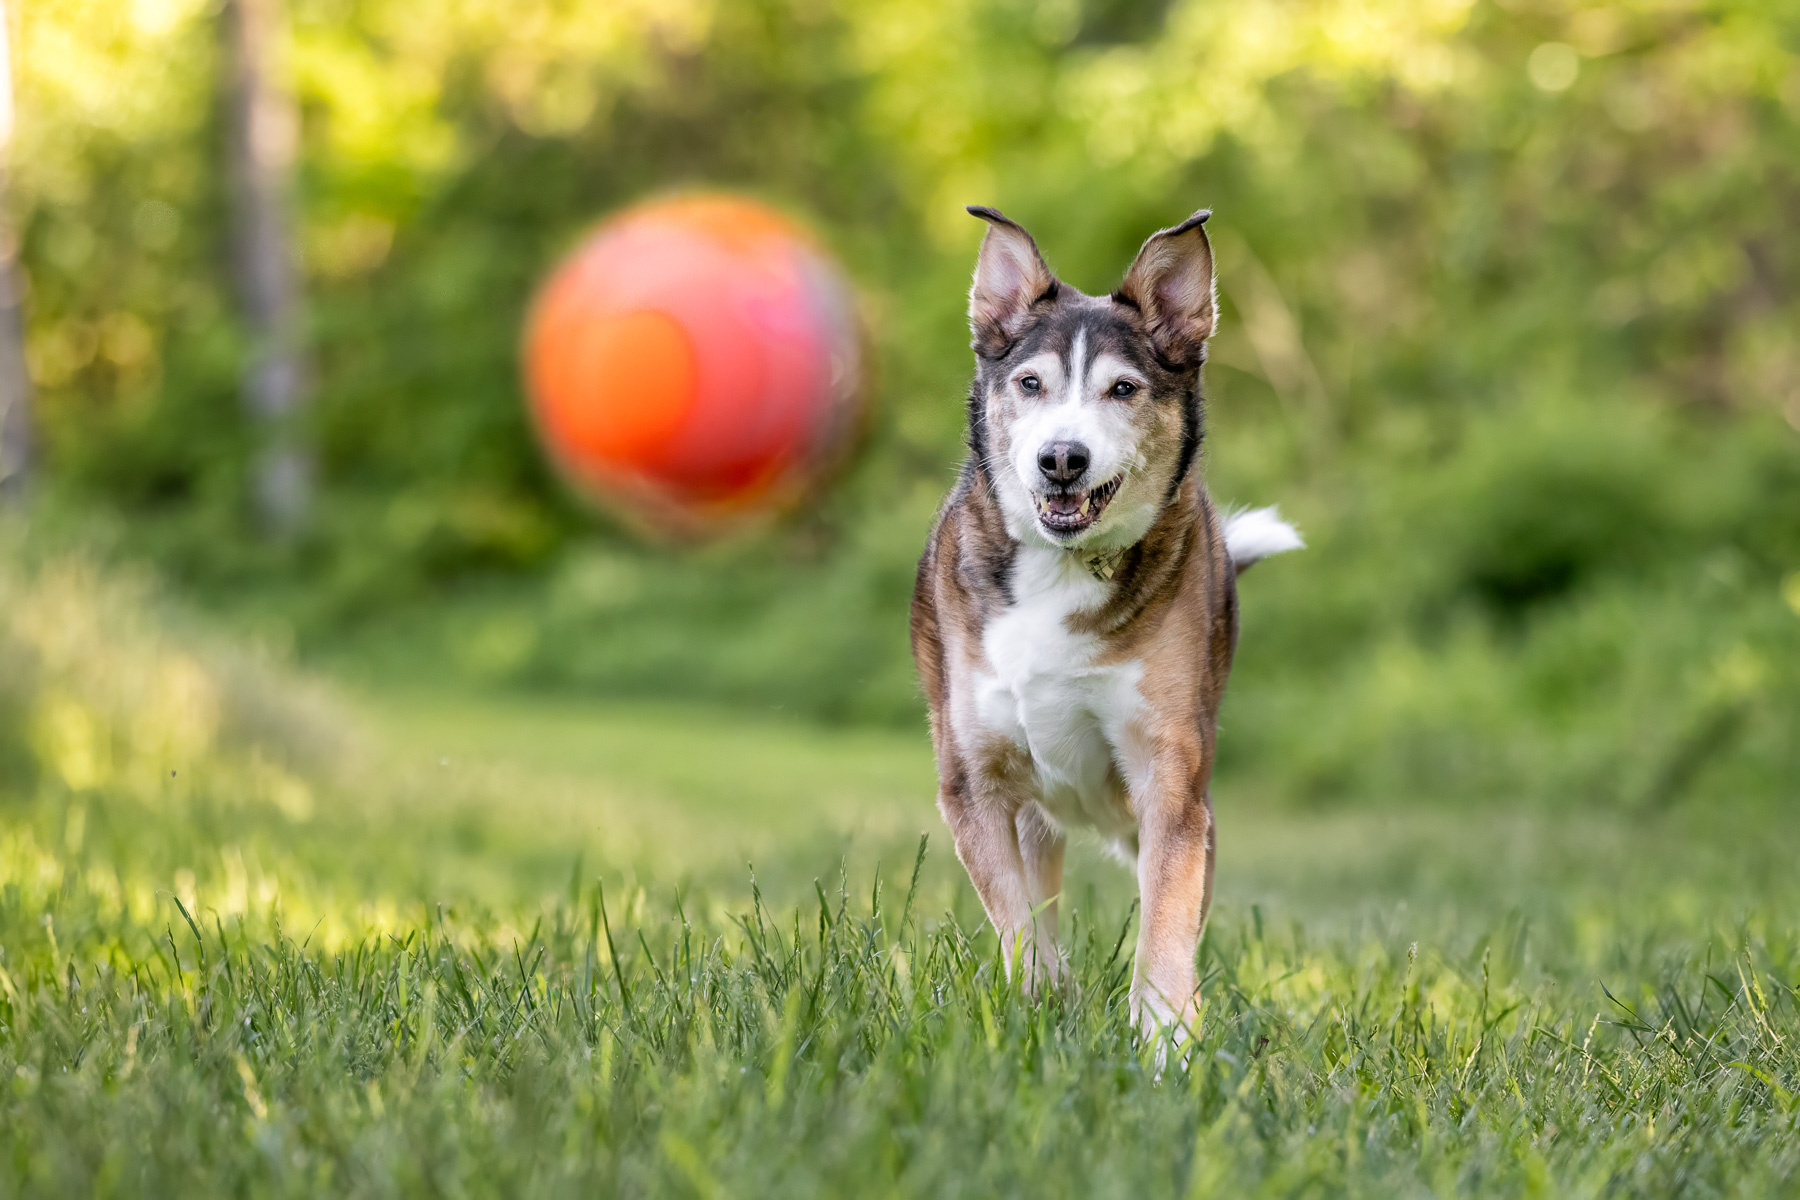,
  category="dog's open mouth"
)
[1034,475,1122,537]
